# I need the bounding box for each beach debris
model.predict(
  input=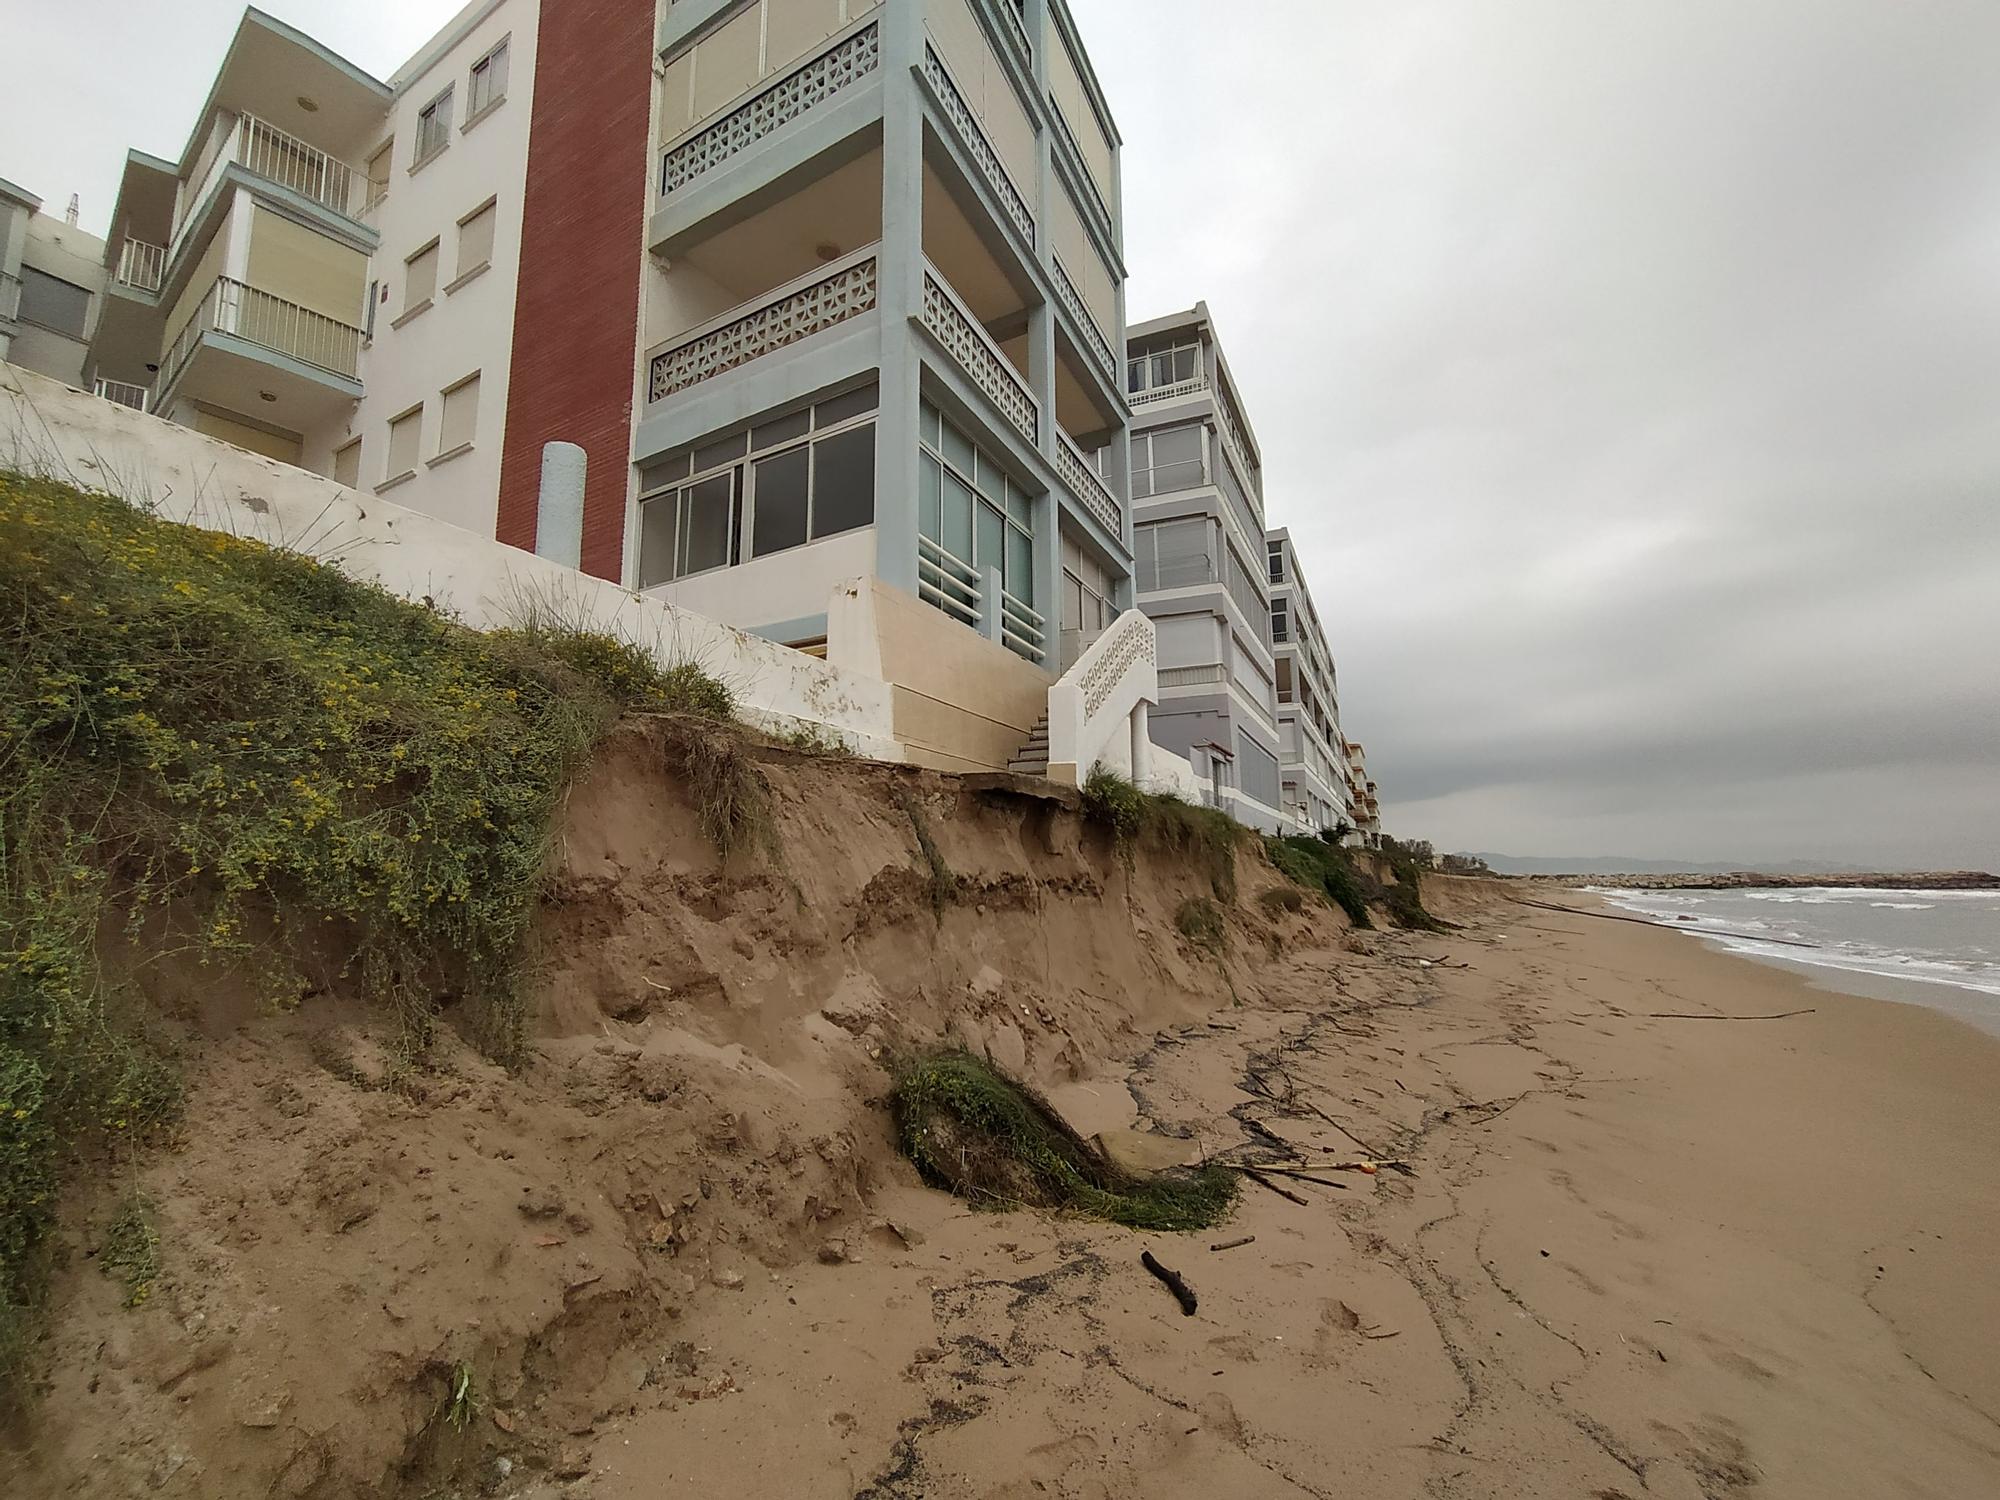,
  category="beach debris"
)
[1235,1164,1351,1190]
[1236,1168,1309,1205]
[1644,1009,1816,1021]
[1210,1236,1256,1253]
[1141,1250,1199,1316]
